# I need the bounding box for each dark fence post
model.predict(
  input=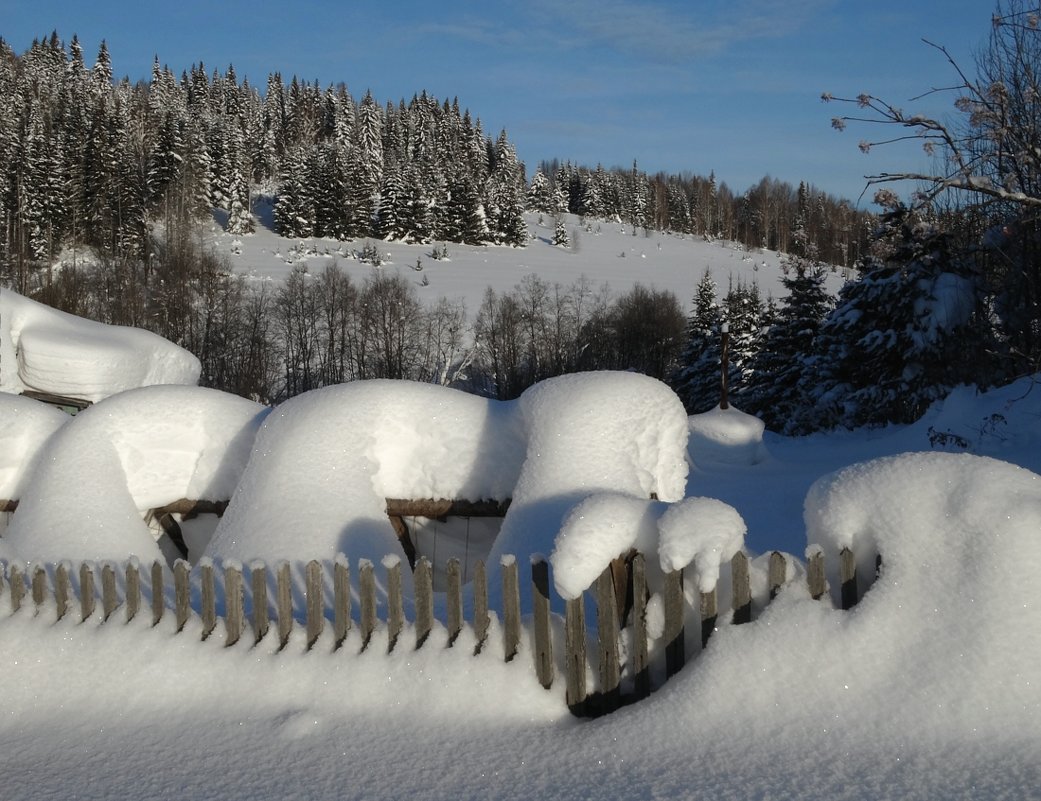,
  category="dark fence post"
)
[151,561,164,627]
[630,553,651,700]
[731,551,752,624]
[840,547,858,609]
[565,595,587,716]
[663,568,686,678]
[768,551,787,600]
[595,566,621,714]
[531,558,554,690]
